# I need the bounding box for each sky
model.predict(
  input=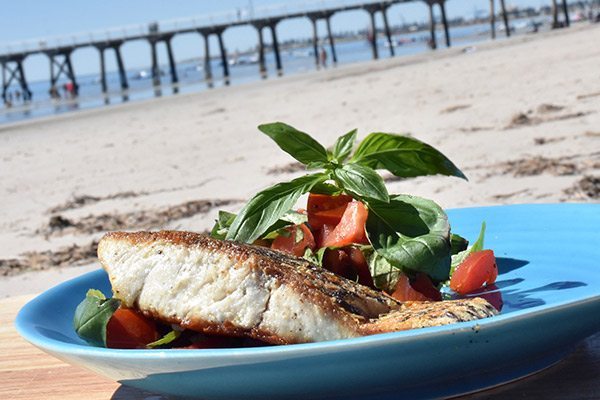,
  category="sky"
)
[1,0,547,81]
